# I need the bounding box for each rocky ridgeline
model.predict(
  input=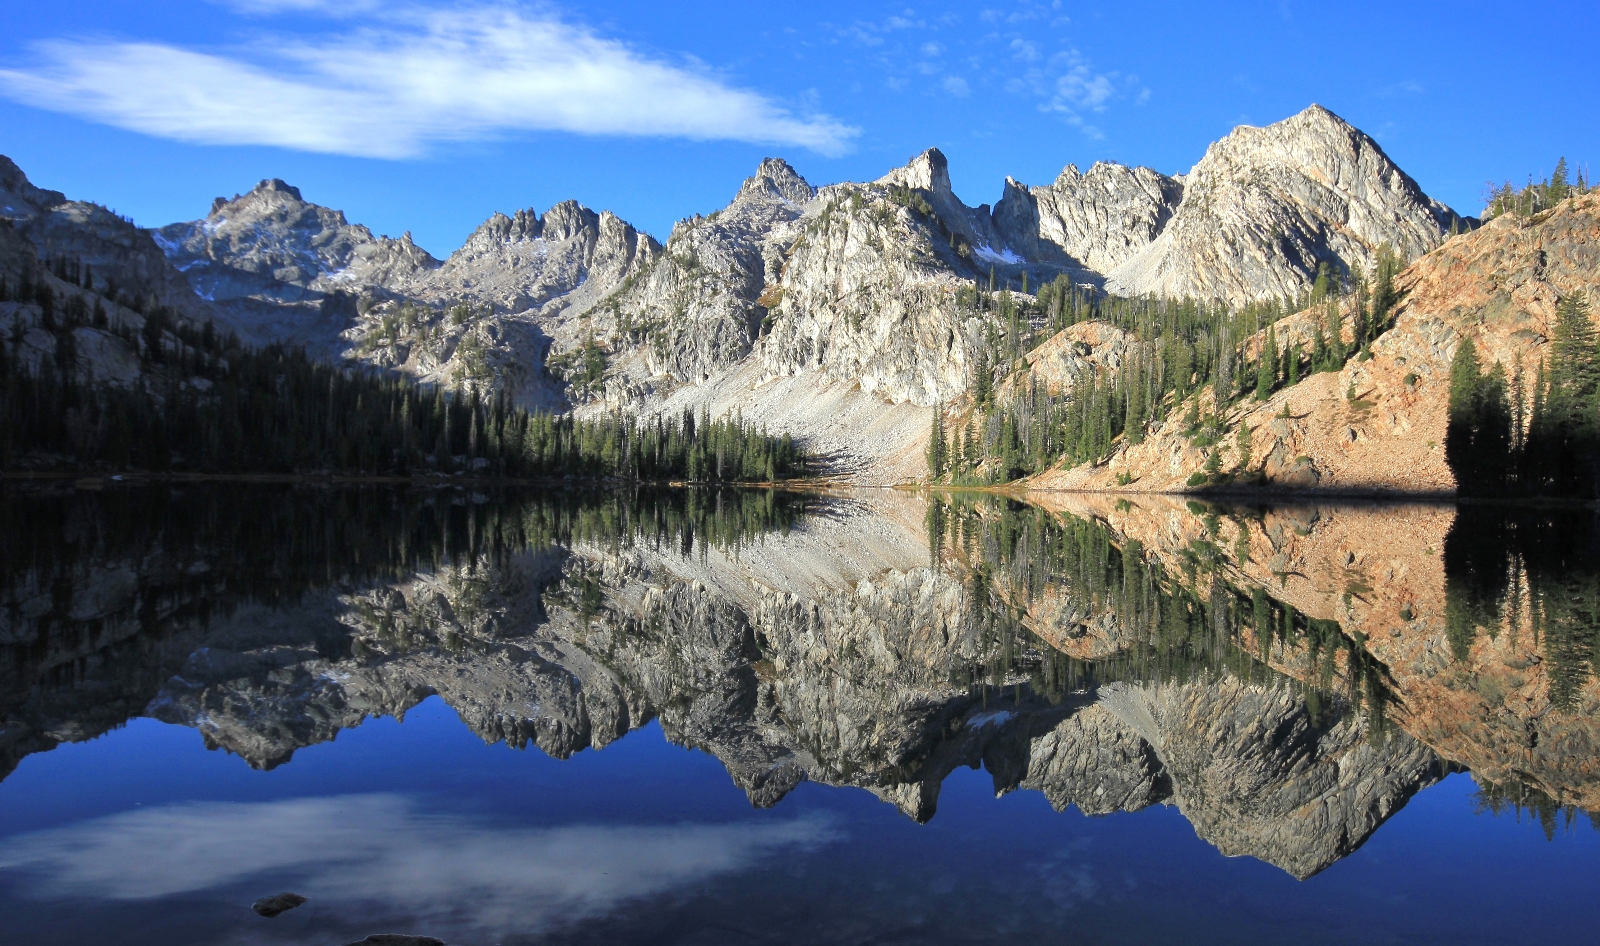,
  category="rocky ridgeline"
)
[1,104,1479,481]
[1102,105,1468,302]
[0,156,206,320]
[994,161,1183,275]
[154,178,439,355]
[151,179,659,408]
